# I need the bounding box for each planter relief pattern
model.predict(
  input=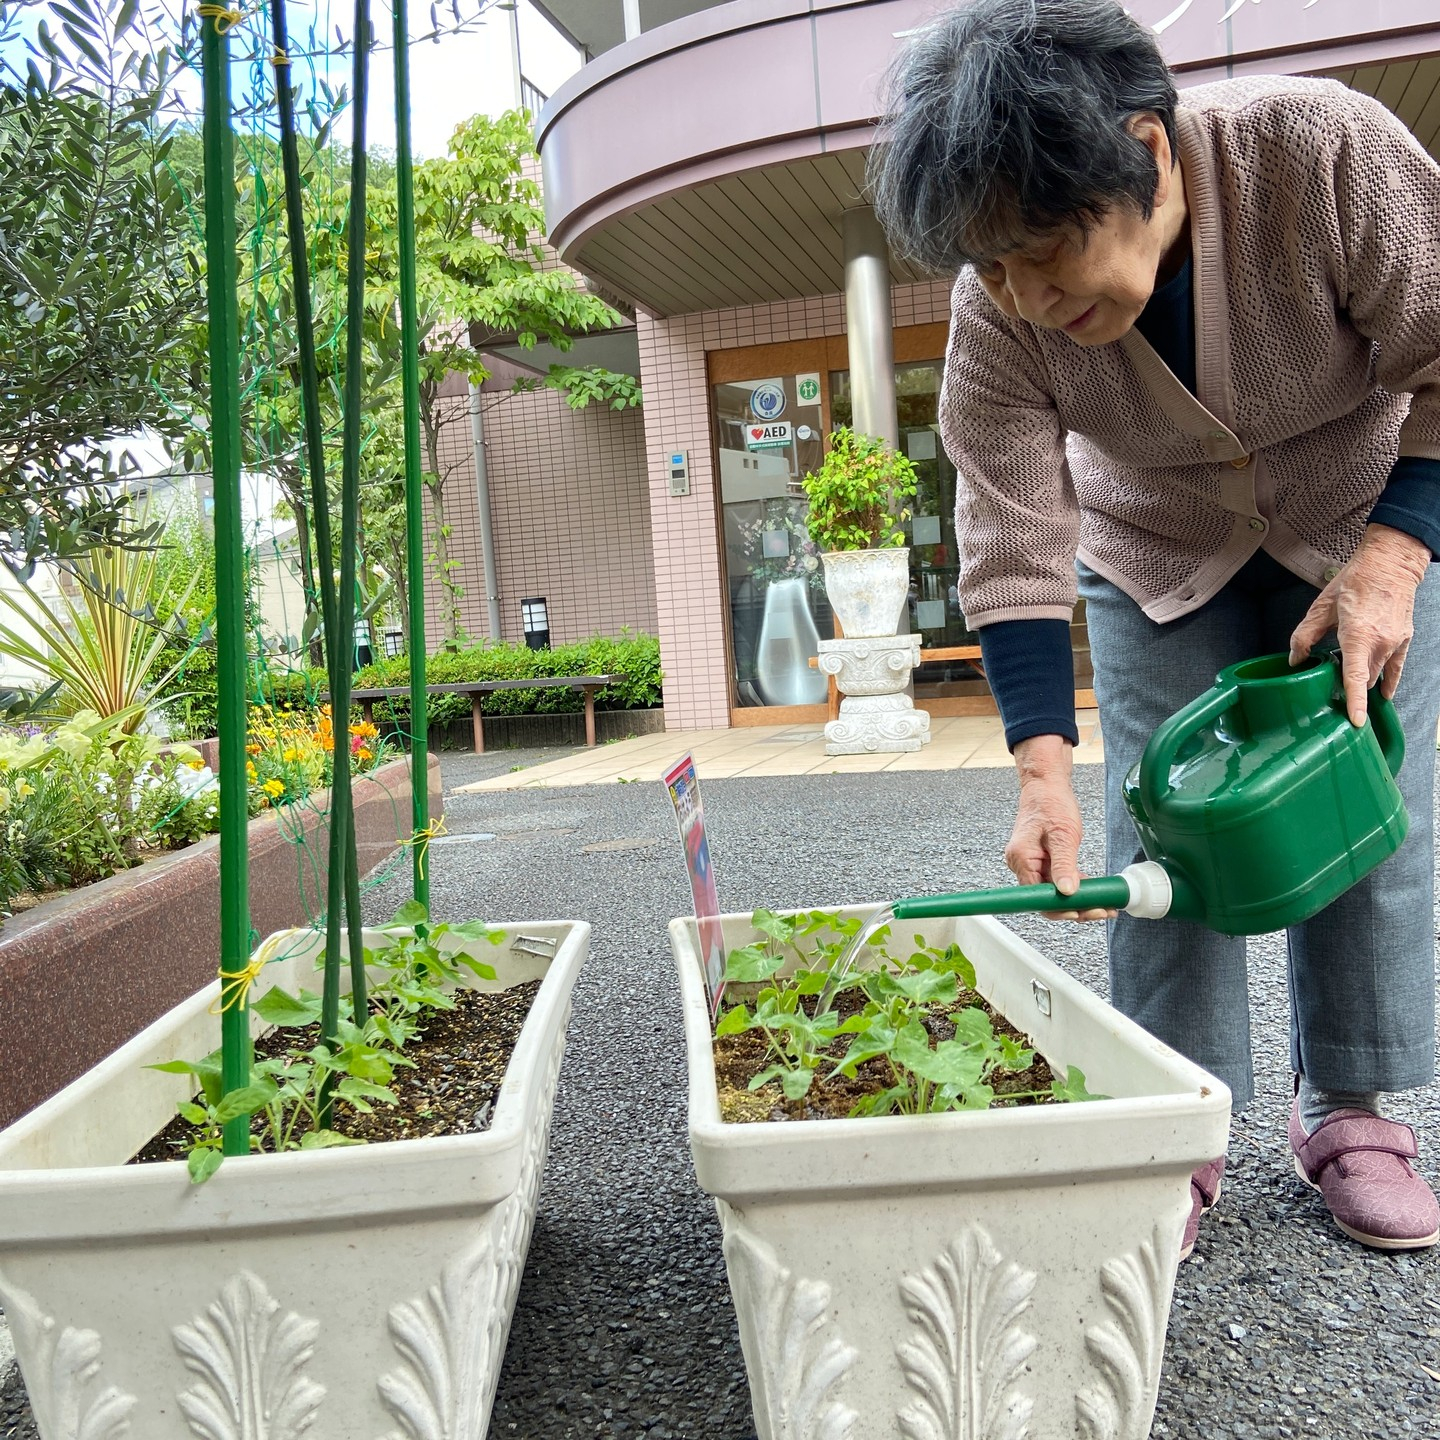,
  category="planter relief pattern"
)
[379,1006,565,1439]
[896,1226,1037,1440]
[722,1216,858,1440]
[173,1273,325,1440]
[818,636,930,755]
[1075,1227,1171,1440]
[0,1273,136,1440]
